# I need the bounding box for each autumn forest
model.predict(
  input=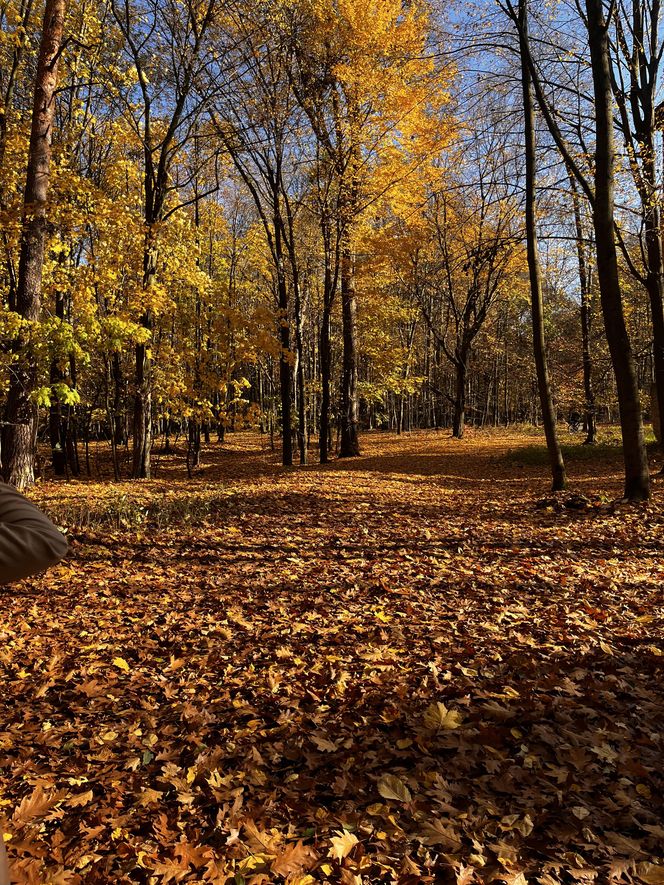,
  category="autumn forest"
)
[1,0,664,882]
